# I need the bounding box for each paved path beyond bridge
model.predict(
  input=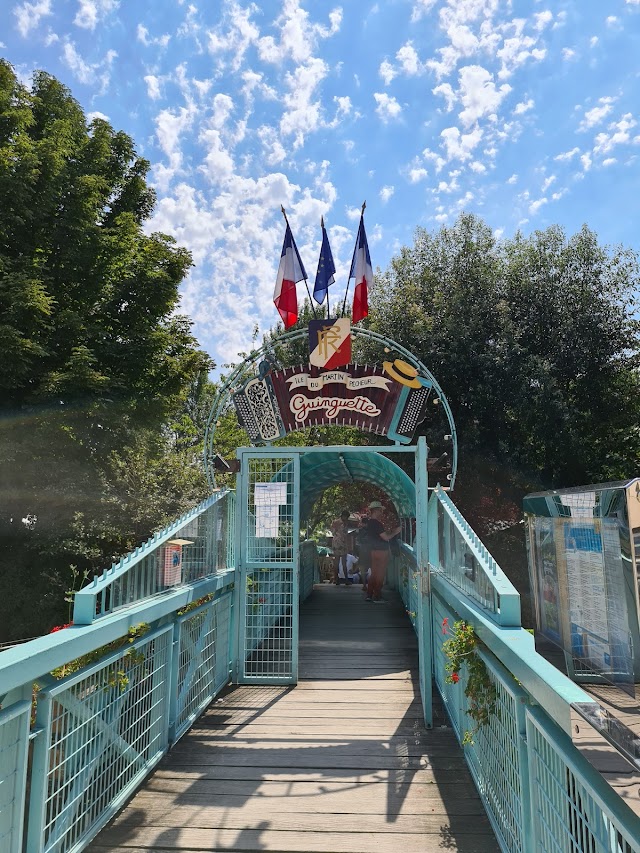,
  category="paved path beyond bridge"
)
[88,584,499,852]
